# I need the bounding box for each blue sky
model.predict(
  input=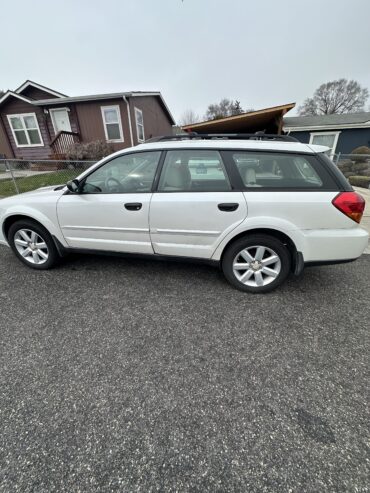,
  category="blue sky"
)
[1,0,370,121]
